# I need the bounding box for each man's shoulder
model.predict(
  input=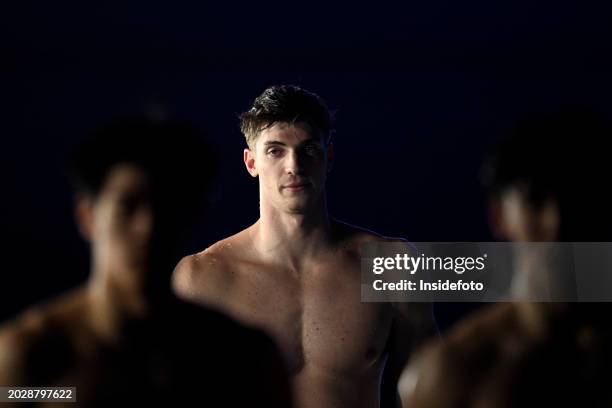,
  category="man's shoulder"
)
[0,308,44,357]
[332,219,405,243]
[172,230,252,305]
[0,315,34,384]
[428,303,518,361]
[0,288,88,384]
[398,303,520,405]
[331,219,410,259]
[0,288,88,341]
